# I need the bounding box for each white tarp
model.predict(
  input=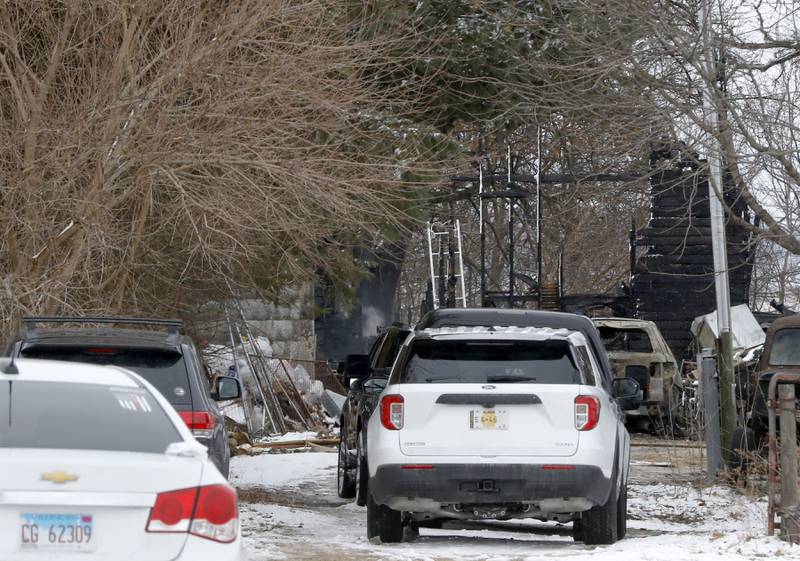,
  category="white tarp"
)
[690,304,766,350]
